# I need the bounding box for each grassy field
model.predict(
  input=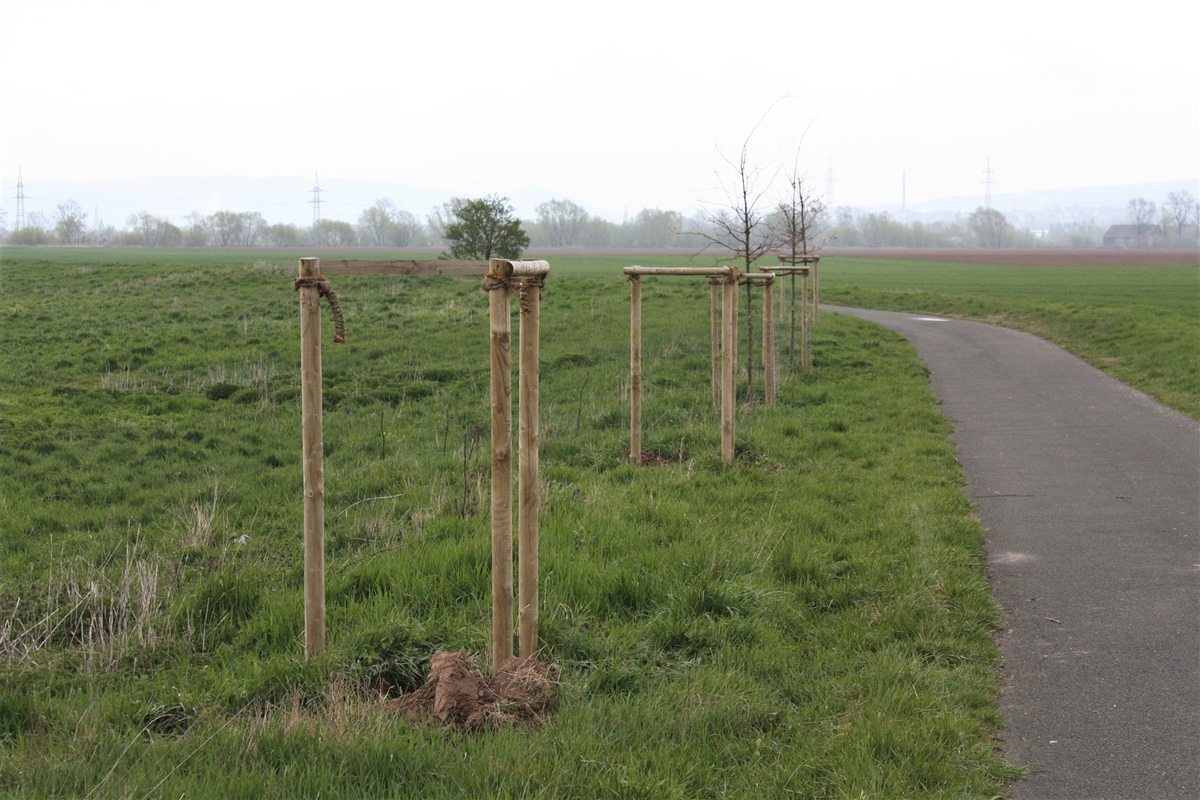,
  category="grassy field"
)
[816,255,1200,419]
[0,247,1024,798]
